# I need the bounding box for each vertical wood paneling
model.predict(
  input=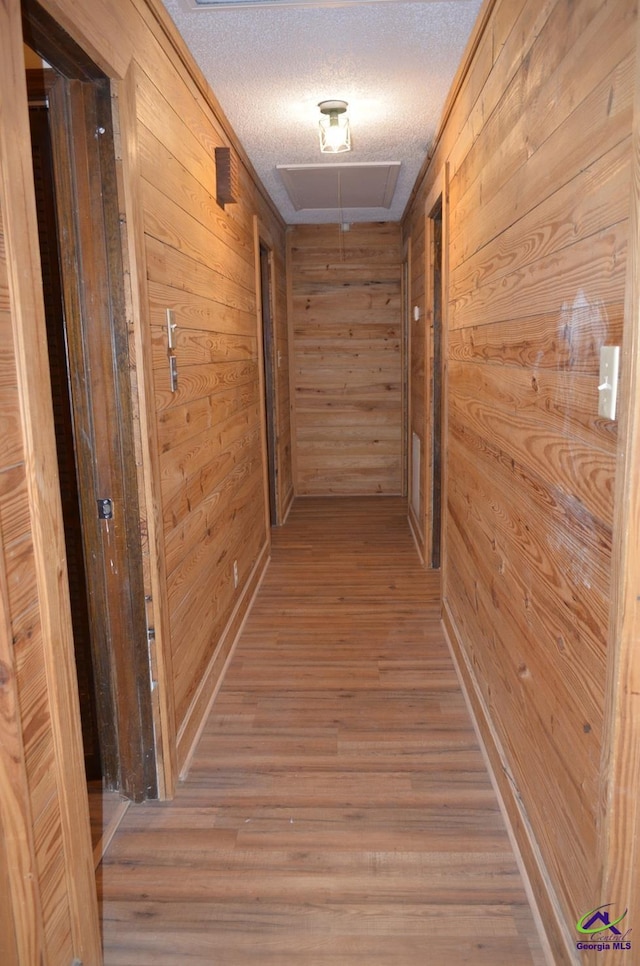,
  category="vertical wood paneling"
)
[289,223,403,495]
[405,0,637,960]
[0,441,44,966]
